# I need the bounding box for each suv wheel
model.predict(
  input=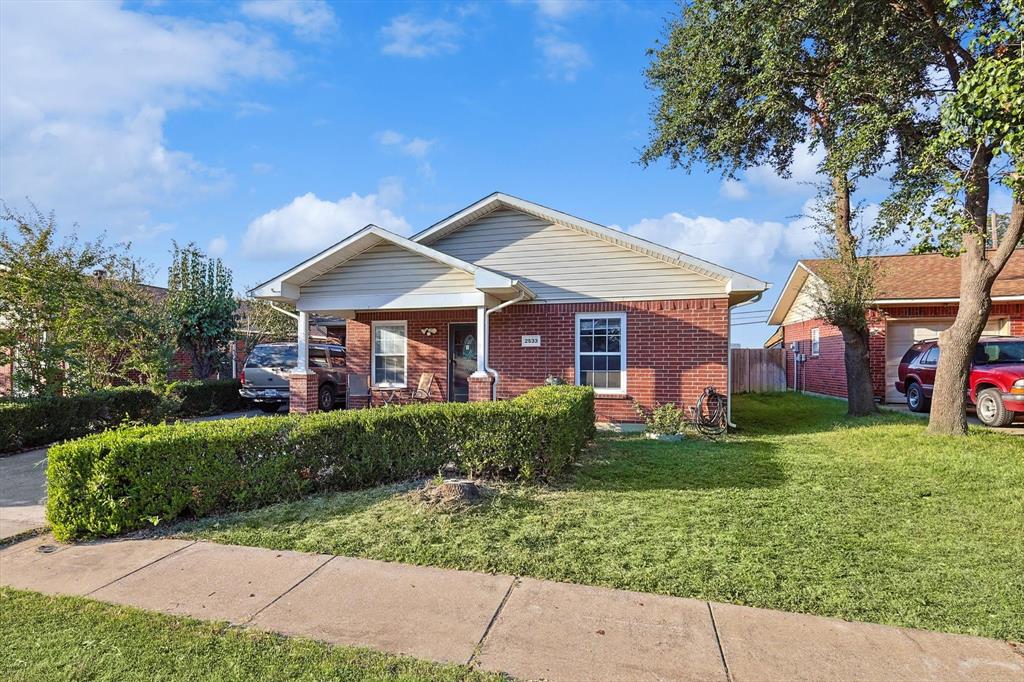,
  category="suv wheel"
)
[318,385,336,411]
[906,382,928,413]
[975,388,1014,427]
